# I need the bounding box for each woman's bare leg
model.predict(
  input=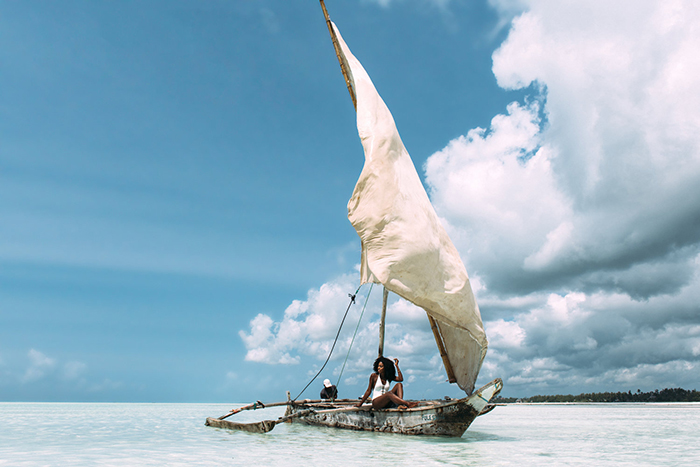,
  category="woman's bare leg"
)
[391,382,404,399]
[372,386,418,409]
